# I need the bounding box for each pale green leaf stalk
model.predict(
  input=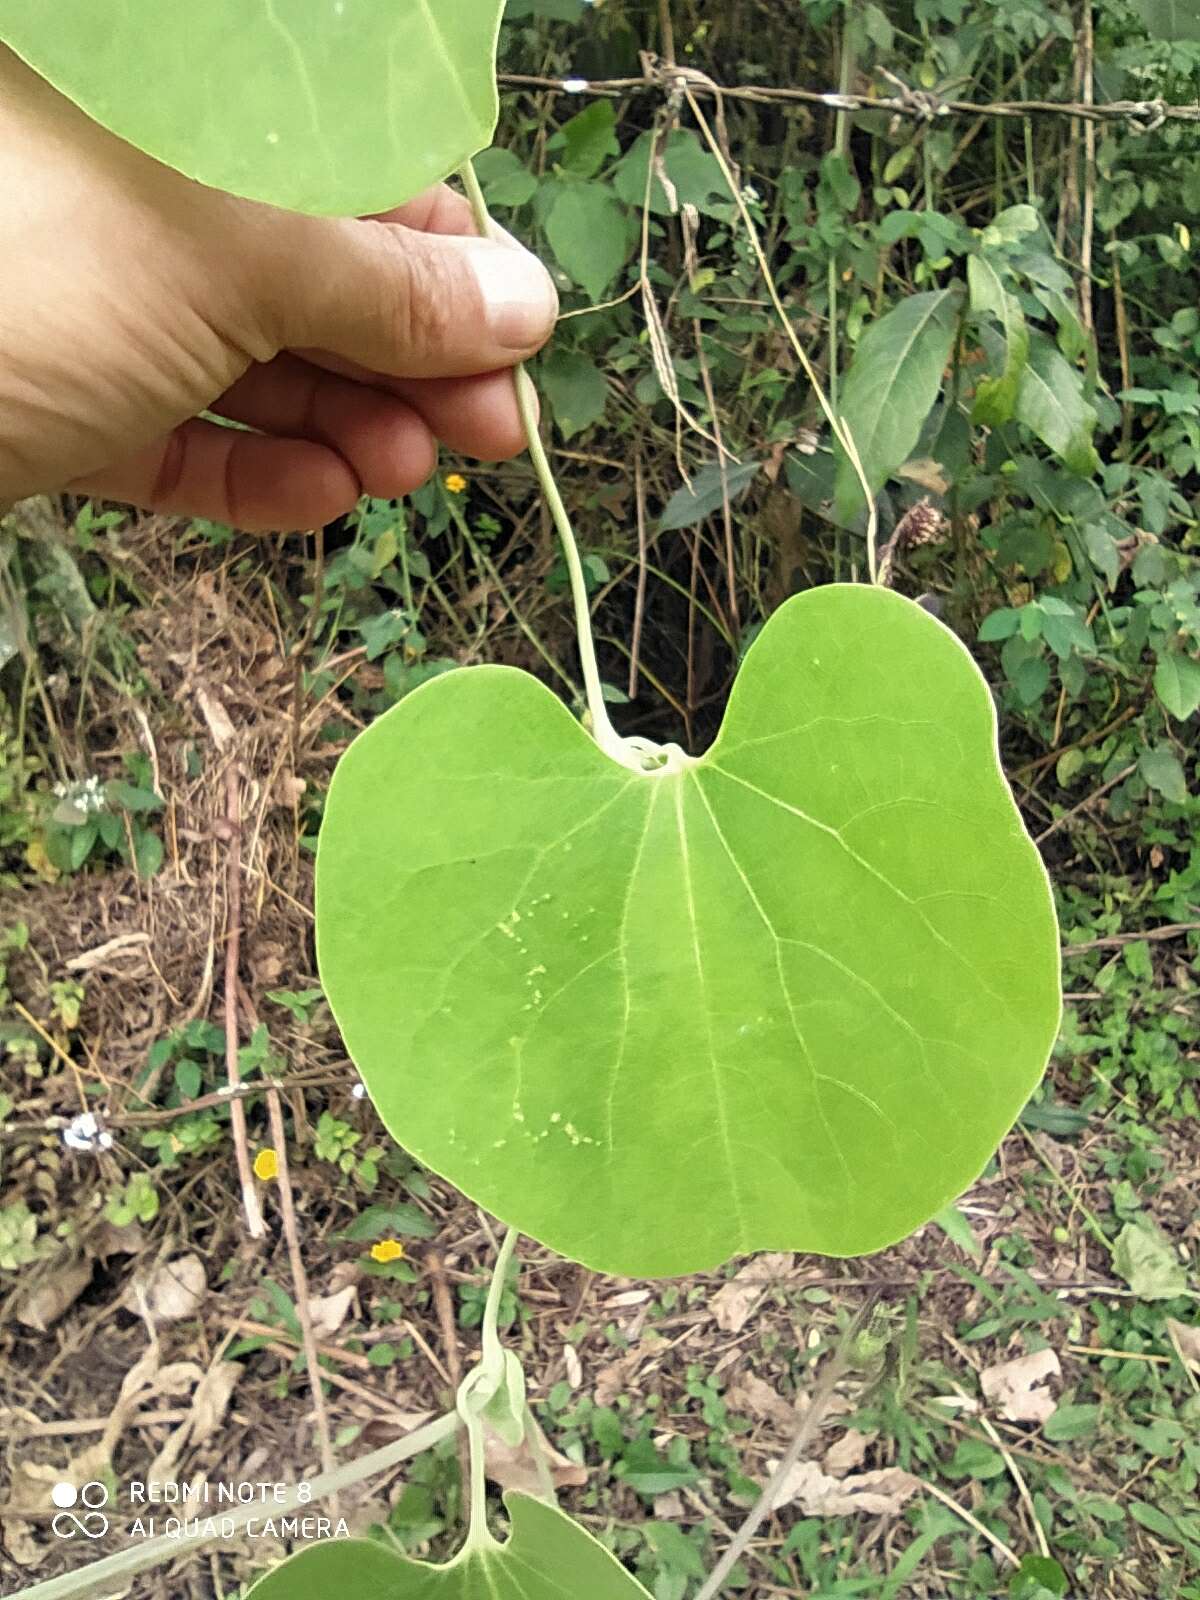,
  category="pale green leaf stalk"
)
[458,159,683,777]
